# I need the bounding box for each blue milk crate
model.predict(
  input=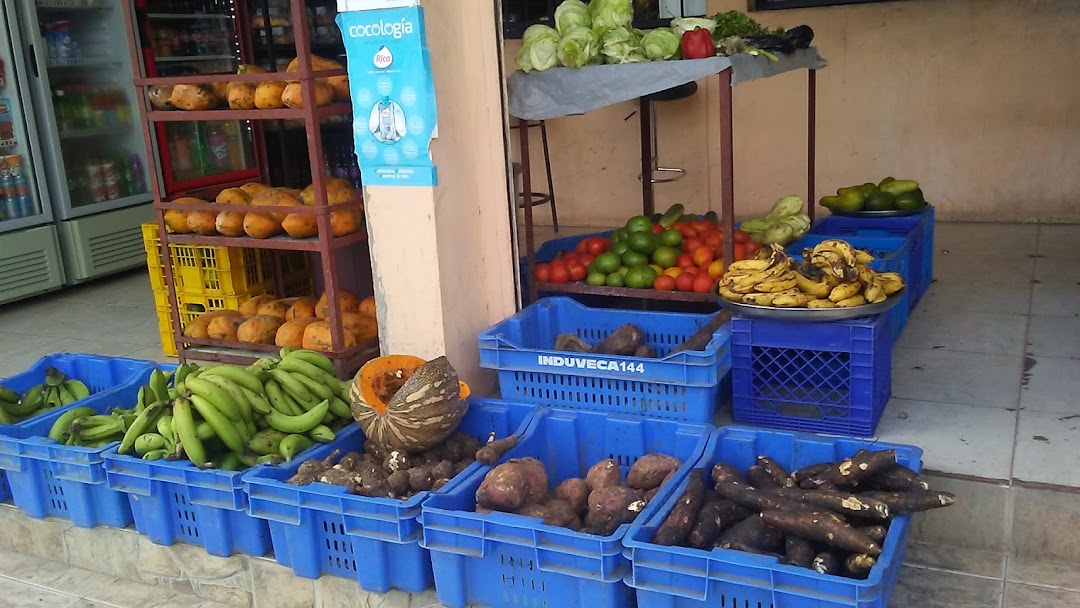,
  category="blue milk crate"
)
[103,429,323,557]
[731,313,892,437]
[0,364,175,528]
[420,407,714,608]
[786,235,912,342]
[241,398,541,594]
[809,207,934,305]
[624,426,924,608]
[0,353,155,434]
[479,297,731,423]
